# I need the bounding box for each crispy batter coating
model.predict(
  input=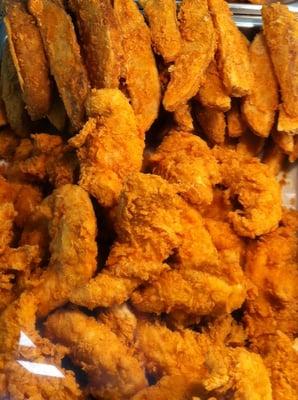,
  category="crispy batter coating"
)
[208,0,253,97]
[69,89,144,207]
[1,44,30,137]
[28,0,90,130]
[0,202,15,253]
[5,0,52,120]
[150,130,220,209]
[140,0,181,63]
[163,0,216,111]
[277,105,298,135]
[173,103,194,132]
[263,4,298,118]
[244,210,298,339]
[262,142,286,176]
[195,106,226,145]
[68,0,123,89]
[31,184,97,316]
[196,59,231,112]
[114,0,161,133]
[213,146,282,238]
[45,309,148,399]
[0,128,19,160]
[242,33,278,138]
[237,130,265,158]
[227,99,246,138]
